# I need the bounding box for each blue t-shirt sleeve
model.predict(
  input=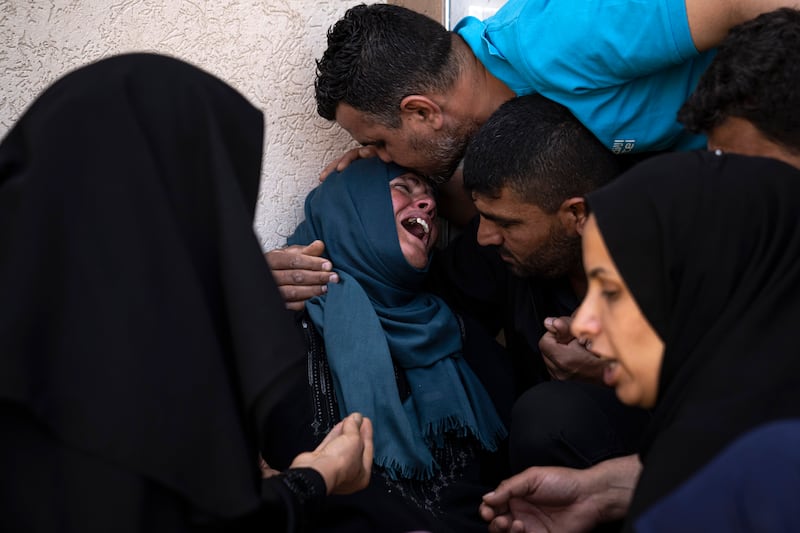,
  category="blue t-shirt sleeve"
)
[455,0,711,152]
[457,0,698,91]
